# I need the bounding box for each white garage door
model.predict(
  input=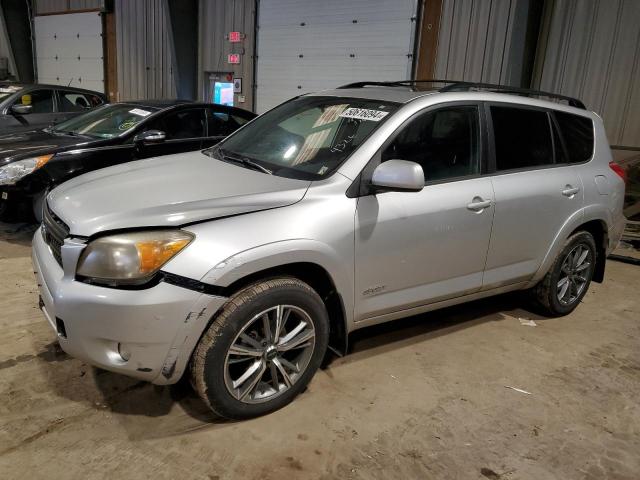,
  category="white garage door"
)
[34,12,104,93]
[256,0,418,113]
